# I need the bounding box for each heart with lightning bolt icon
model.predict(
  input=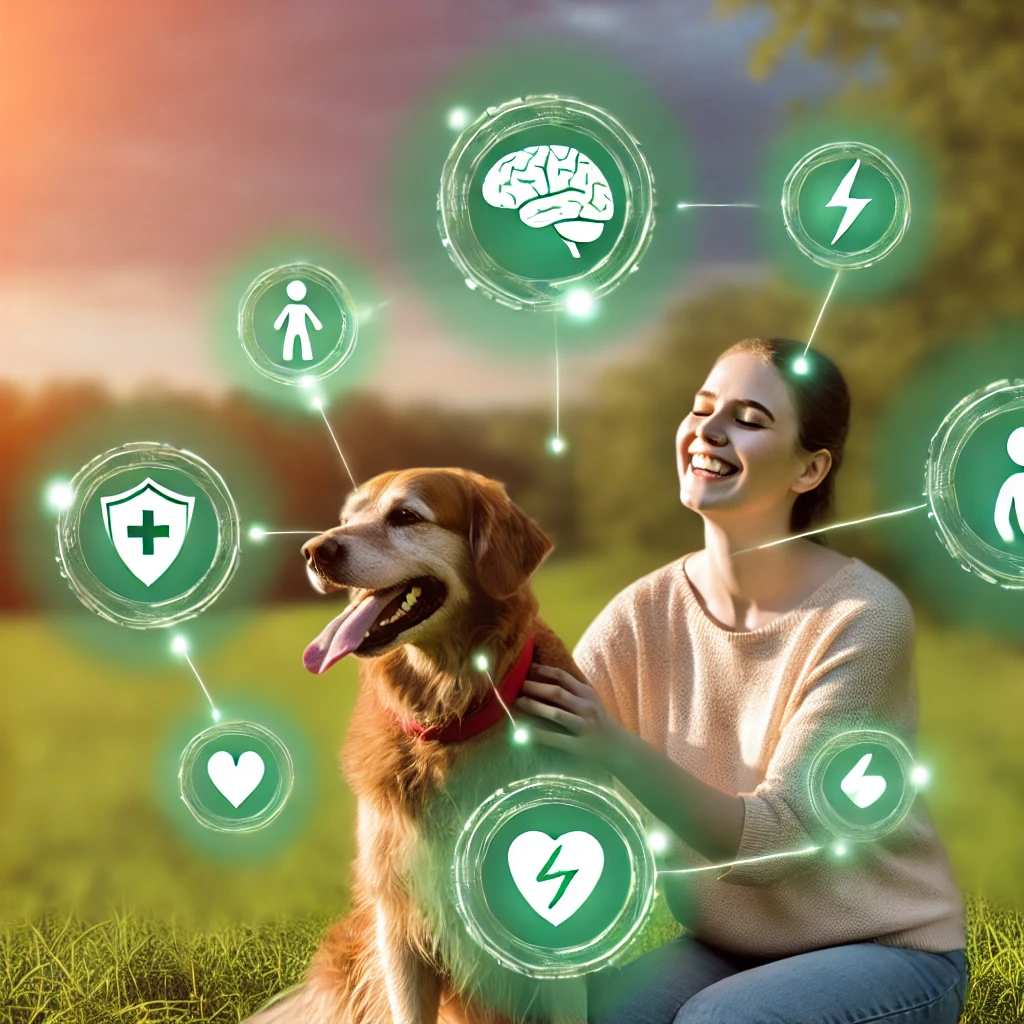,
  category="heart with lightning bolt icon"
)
[507,830,604,926]
[826,159,872,245]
